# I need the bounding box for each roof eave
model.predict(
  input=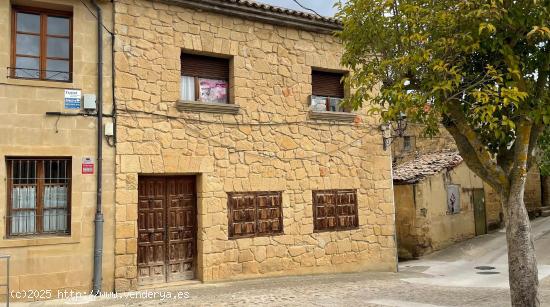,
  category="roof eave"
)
[159,0,343,34]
